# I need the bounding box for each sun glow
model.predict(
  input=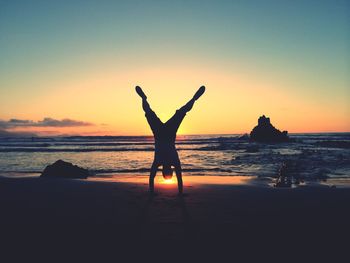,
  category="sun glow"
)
[90,175,257,186]
[160,177,176,185]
